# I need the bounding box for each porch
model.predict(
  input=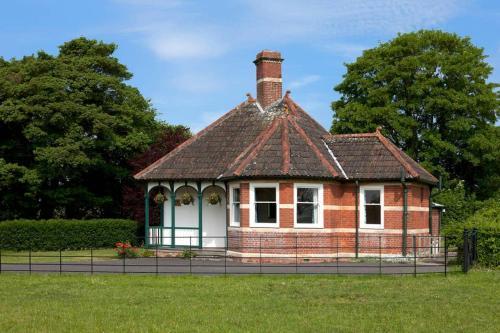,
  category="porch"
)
[144,181,227,249]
